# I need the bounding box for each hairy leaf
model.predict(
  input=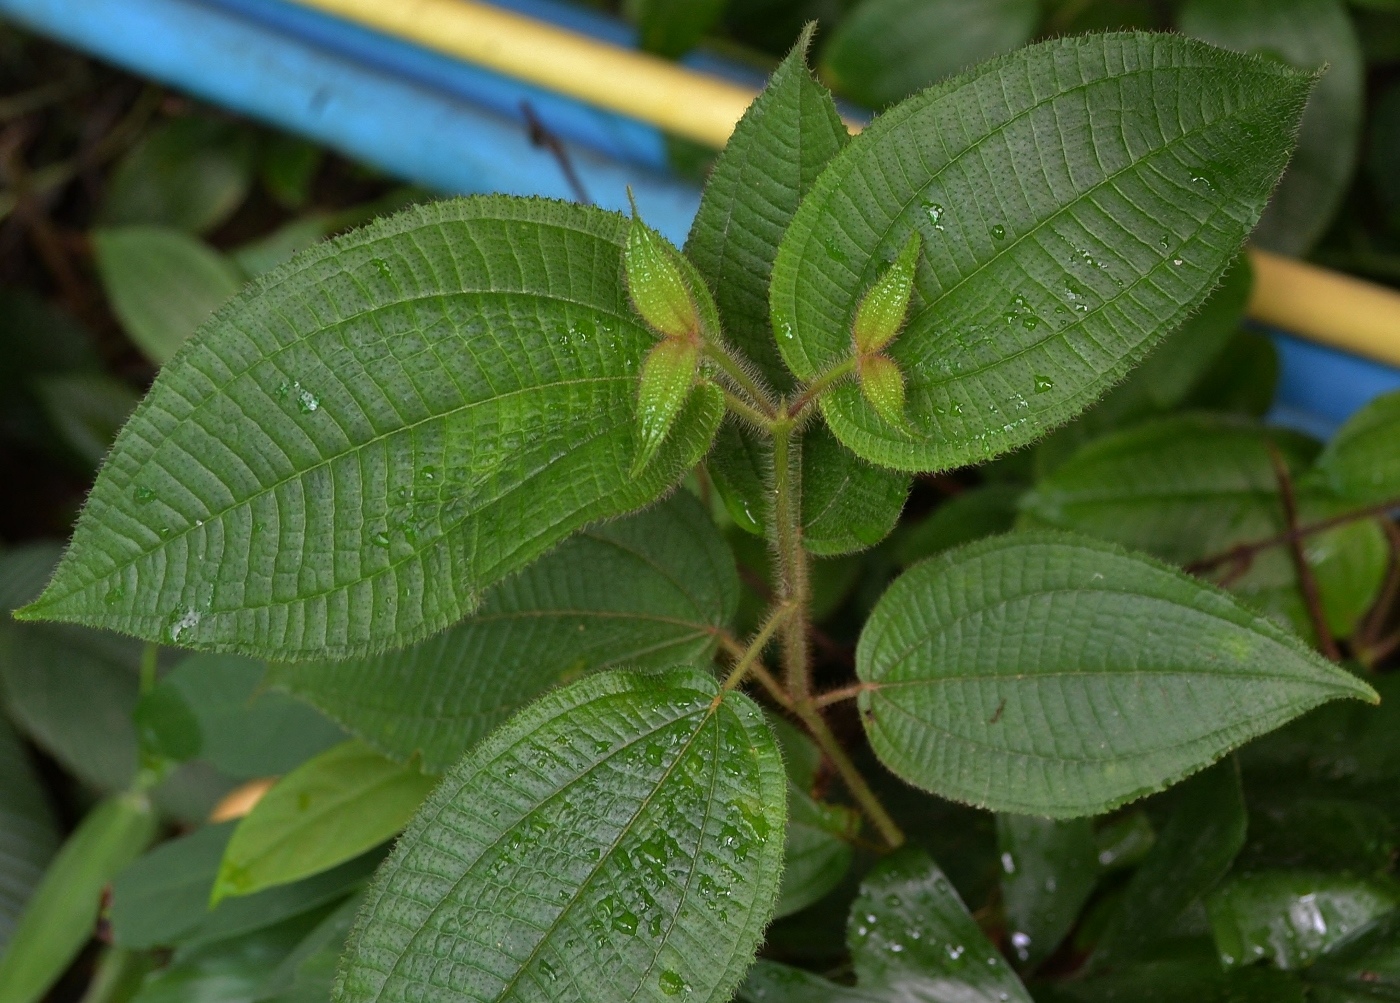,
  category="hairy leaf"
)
[1090,762,1246,967]
[1179,0,1363,255]
[997,815,1098,969]
[335,667,785,1003]
[856,533,1375,817]
[215,741,436,901]
[821,0,1039,109]
[1314,388,1400,505]
[0,719,58,951]
[23,197,724,659]
[270,492,736,773]
[92,227,244,364]
[771,33,1313,471]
